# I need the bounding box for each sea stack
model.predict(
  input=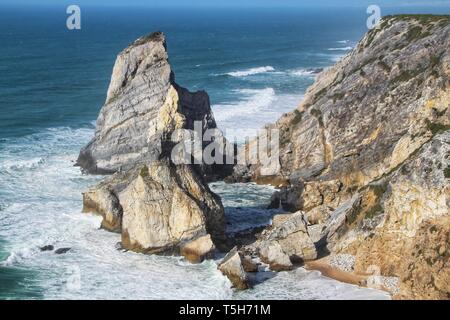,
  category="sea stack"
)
[80,32,227,261]
[76,32,218,175]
